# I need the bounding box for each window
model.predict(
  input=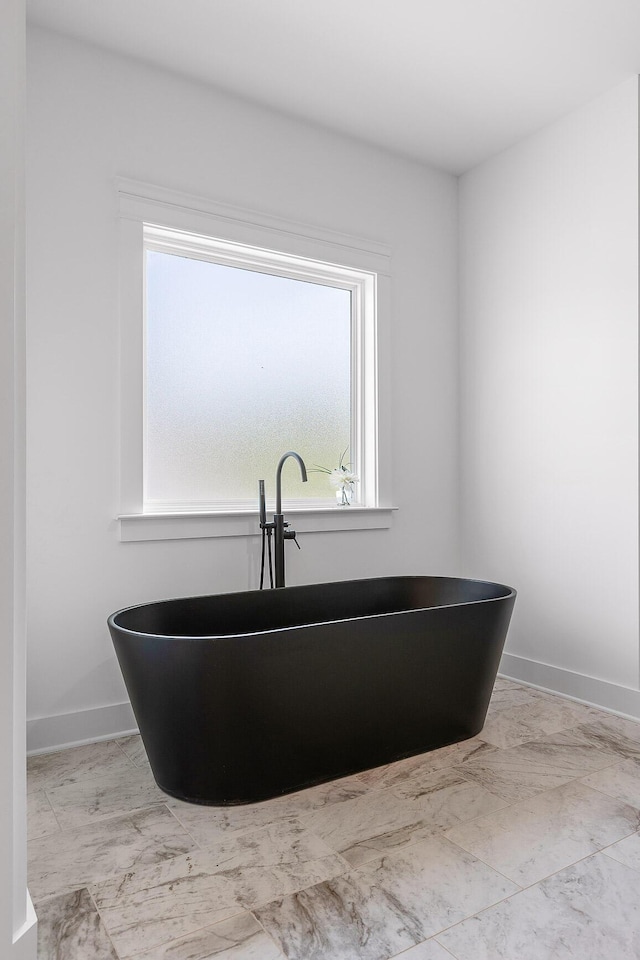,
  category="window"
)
[117,180,393,539]
[144,226,370,511]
